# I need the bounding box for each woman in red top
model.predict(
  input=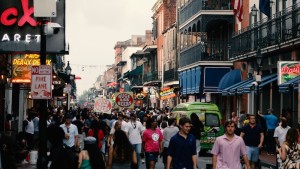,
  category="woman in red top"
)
[87,120,104,150]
